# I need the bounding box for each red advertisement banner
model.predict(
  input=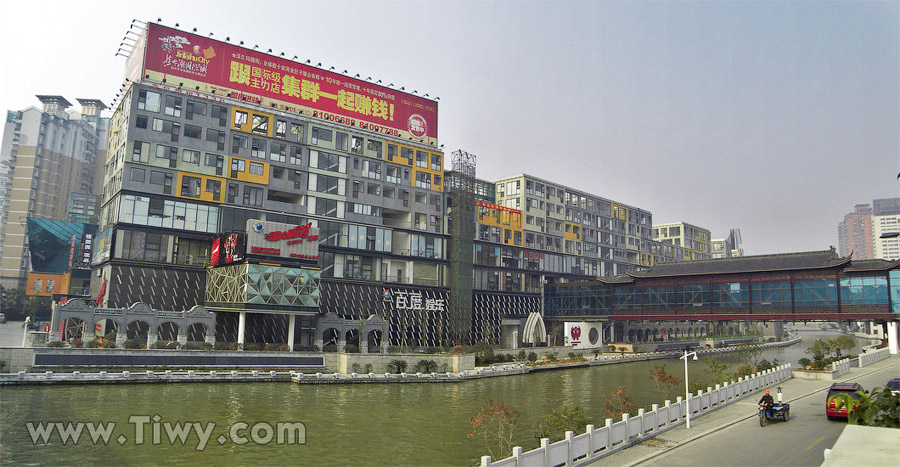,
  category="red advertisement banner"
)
[142,23,438,143]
